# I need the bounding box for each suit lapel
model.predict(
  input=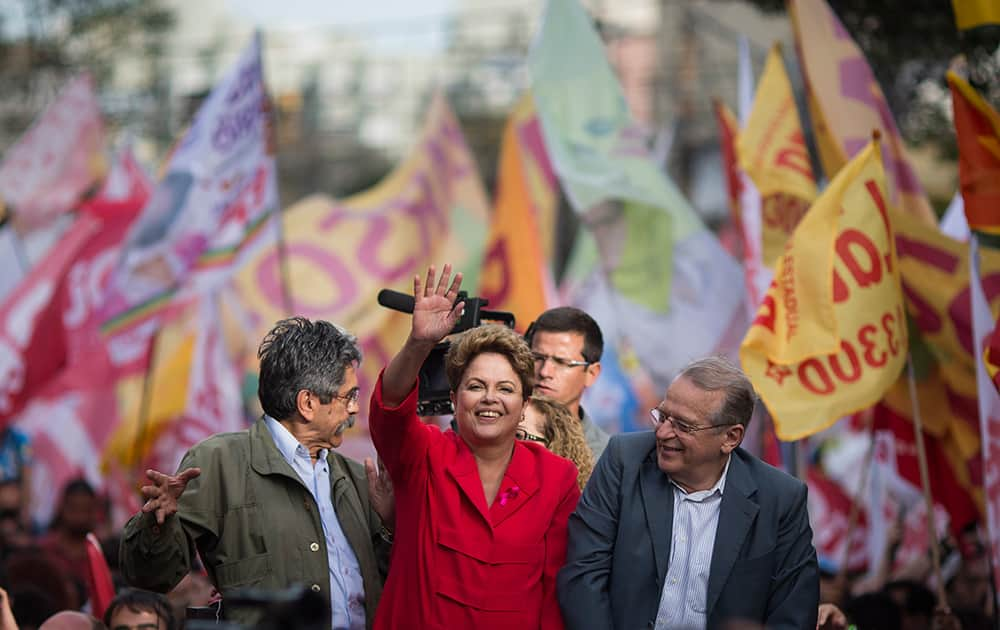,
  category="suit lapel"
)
[706,452,759,617]
[490,442,540,528]
[446,441,492,527]
[640,451,674,588]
